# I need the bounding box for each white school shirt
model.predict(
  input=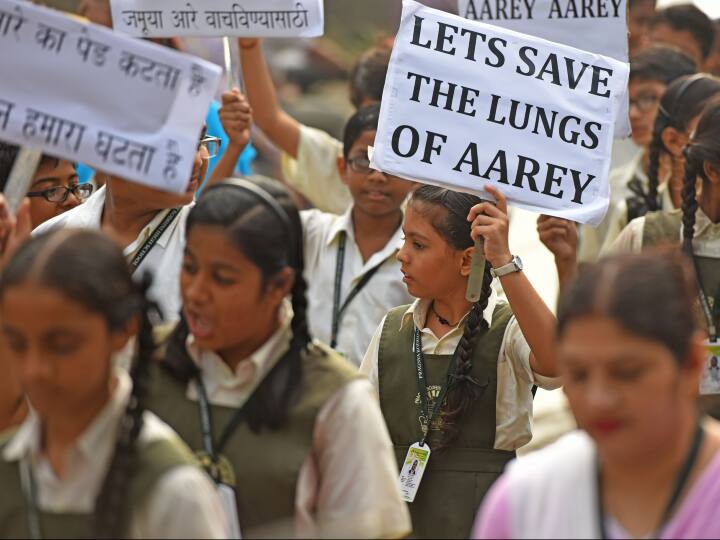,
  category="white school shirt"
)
[32,186,191,322]
[301,206,415,367]
[183,301,412,539]
[360,295,562,452]
[2,369,227,539]
[605,207,720,258]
